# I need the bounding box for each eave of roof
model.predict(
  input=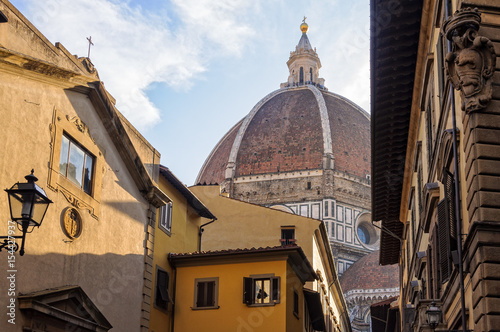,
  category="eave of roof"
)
[160,165,216,220]
[370,0,423,265]
[169,245,317,283]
